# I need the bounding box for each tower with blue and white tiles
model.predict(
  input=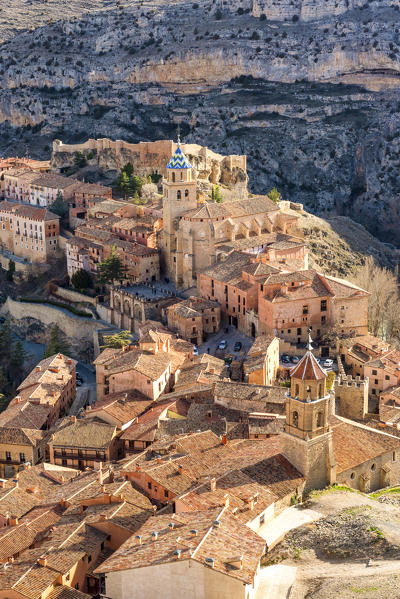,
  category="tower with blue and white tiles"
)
[162,142,197,285]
